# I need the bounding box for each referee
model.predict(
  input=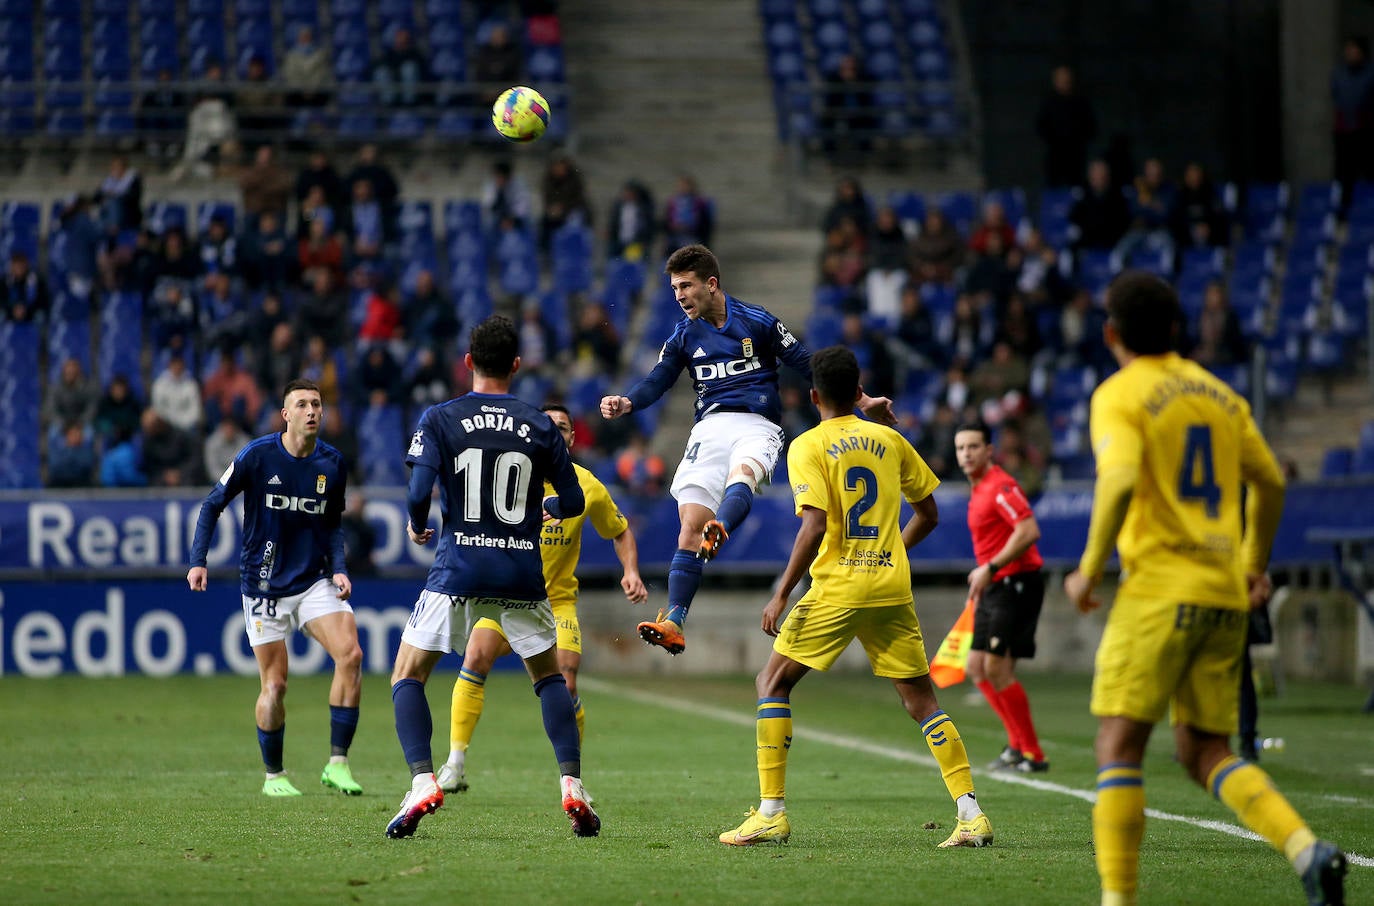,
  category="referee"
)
[956,422,1049,773]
